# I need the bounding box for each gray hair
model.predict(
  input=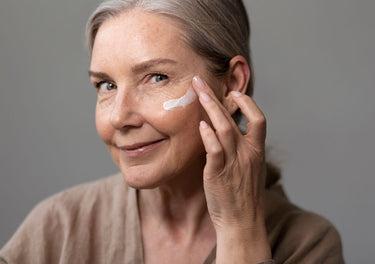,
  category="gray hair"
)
[86,0,253,132]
